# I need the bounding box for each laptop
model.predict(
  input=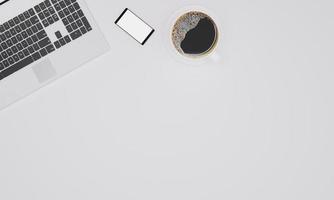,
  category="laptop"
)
[0,0,110,110]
